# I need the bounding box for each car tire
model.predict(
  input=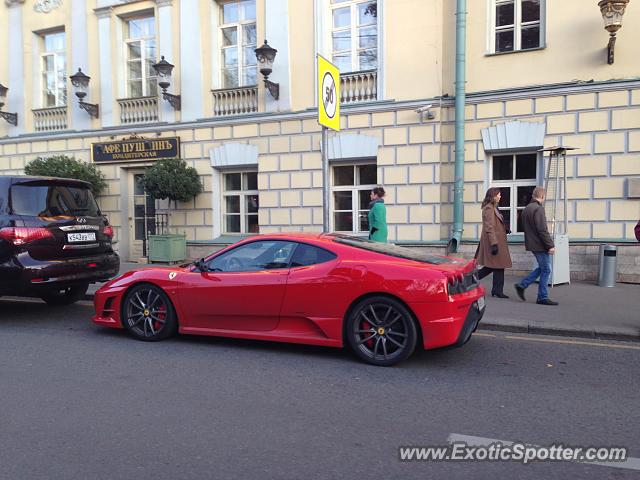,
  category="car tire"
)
[41,283,89,306]
[121,283,177,342]
[346,296,418,367]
